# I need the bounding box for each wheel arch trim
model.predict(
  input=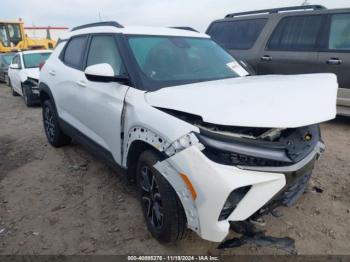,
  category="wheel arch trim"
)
[39,82,55,103]
[123,127,201,234]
